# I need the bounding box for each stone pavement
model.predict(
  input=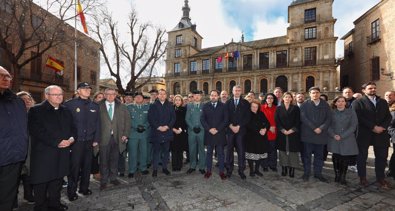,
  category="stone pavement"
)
[16,146,395,211]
